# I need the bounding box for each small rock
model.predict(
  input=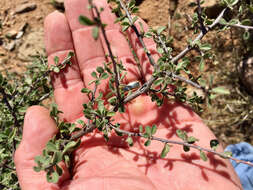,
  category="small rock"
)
[5,30,18,39]
[14,3,37,14]
[0,50,5,56]
[16,31,24,39]
[0,57,7,65]
[18,28,45,61]
[16,23,29,39]
[19,22,29,32]
[52,0,64,10]
[3,41,15,51]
